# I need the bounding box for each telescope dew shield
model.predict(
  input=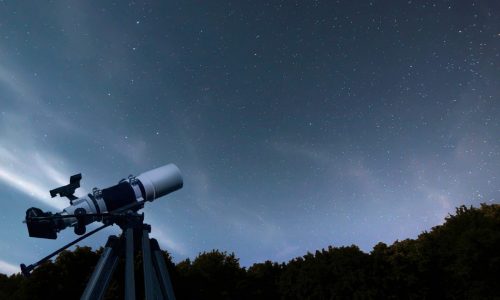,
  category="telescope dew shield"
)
[136,164,183,201]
